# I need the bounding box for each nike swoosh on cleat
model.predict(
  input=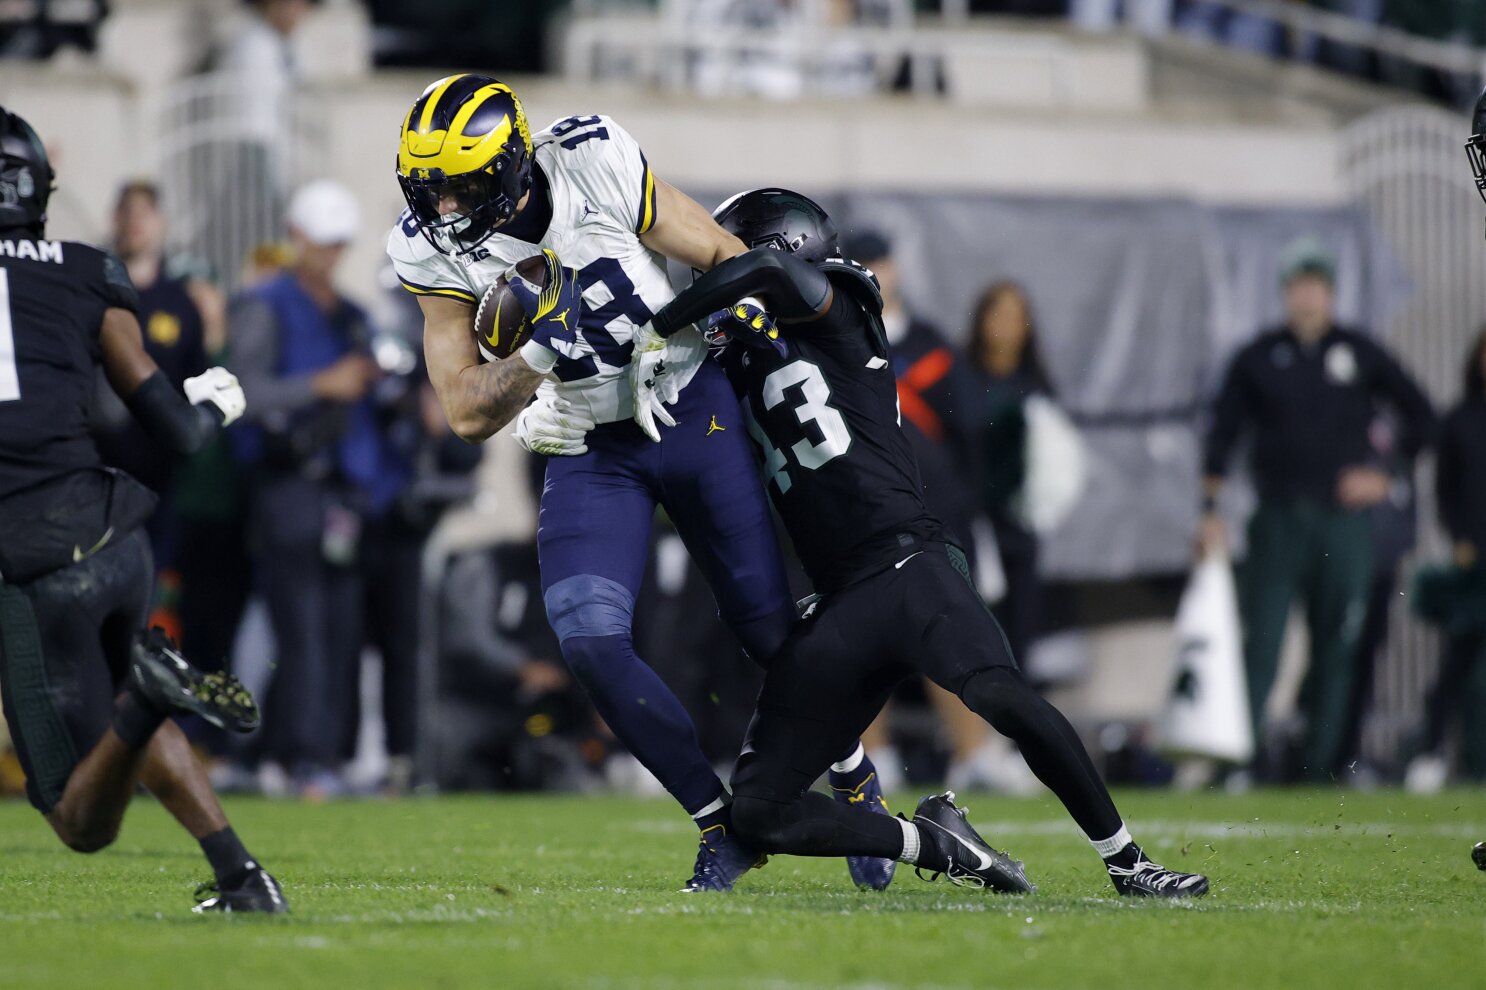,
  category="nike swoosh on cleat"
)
[923,819,994,871]
[894,552,922,570]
